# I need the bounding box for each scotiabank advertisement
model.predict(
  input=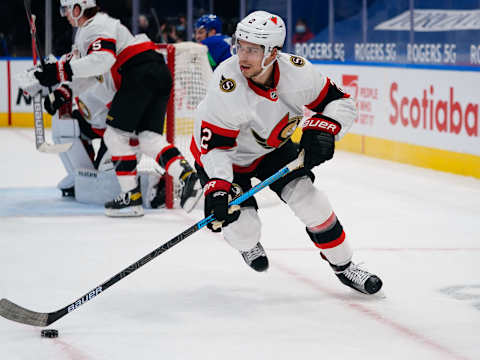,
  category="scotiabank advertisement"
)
[315,64,480,156]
